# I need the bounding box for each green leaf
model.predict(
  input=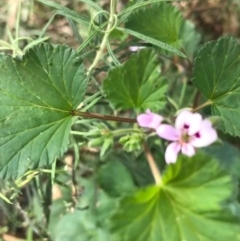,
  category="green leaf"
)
[179,20,201,57]
[51,188,115,241]
[205,142,240,177]
[110,153,240,241]
[118,27,186,58]
[77,0,103,11]
[0,43,87,179]
[119,0,183,20]
[38,0,90,26]
[193,37,240,136]
[54,211,95,241]
[0,192,12,204]
[103,49,168,111]
[124,3,183,51]
[54,209,112,241]
[97,159,136,197]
